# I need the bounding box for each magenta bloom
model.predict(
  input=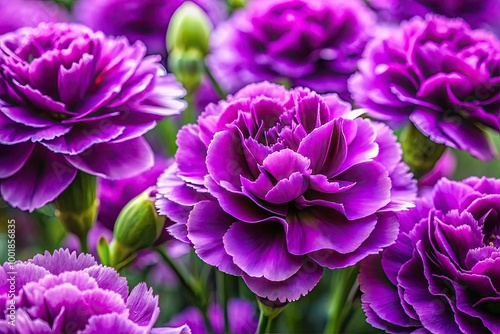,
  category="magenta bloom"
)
[0,249,190,334]
[73,0,226,57]
[368,0,500,33]
[208,0,376,101]
[156,82,416,302]
[0,0,69,35]
[359,177,500,333]
[349,15,500,160]
[0,23,186,212]
[168,299,258,334]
